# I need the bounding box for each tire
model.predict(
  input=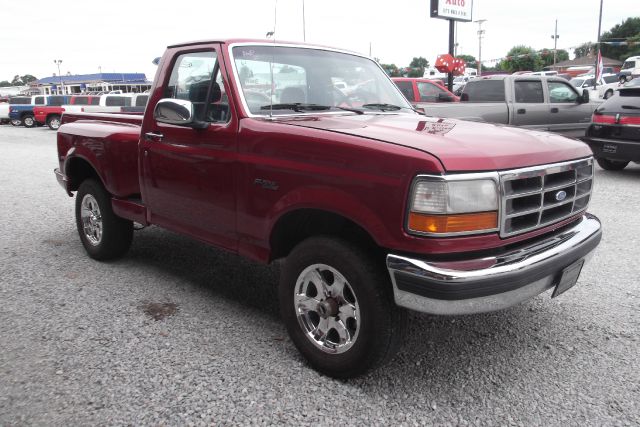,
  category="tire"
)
[279,236,406,378]
[597,158,629,171]
[619,76,627,84]
[22,115,36,128]
[47,114,61,130]
[10,118,22,126]
[75,179,133,260]
[604,90,613,99]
